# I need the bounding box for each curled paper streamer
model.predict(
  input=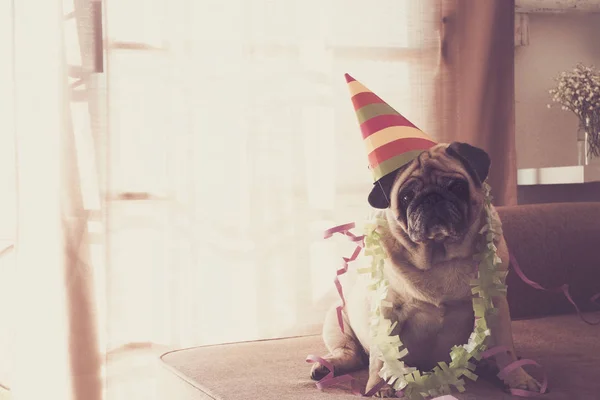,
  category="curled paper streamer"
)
[482,346,549,397]
[305,355,354,390]
[509,252,600,326]
[323,223,356,239]
[323,223,366,333]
